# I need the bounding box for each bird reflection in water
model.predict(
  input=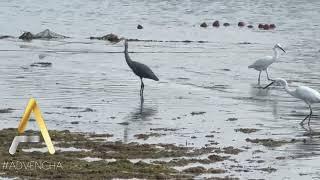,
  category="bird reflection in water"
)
[123,99,158,143]
[250,83,271,97]
[250,83,279,118]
